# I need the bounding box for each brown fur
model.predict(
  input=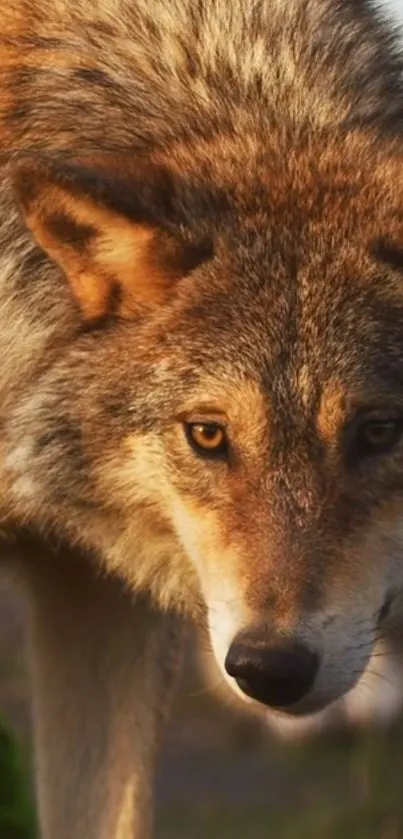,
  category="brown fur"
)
[2,1,403,836]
